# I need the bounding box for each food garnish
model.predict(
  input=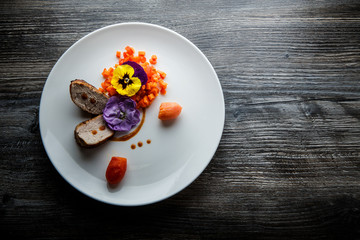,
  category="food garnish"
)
[100,46,168,109]
[70,46,183,187]
[111,61,147,97]
[106,156,127,185]
[158,102,182,120]
[103,96,140,132]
